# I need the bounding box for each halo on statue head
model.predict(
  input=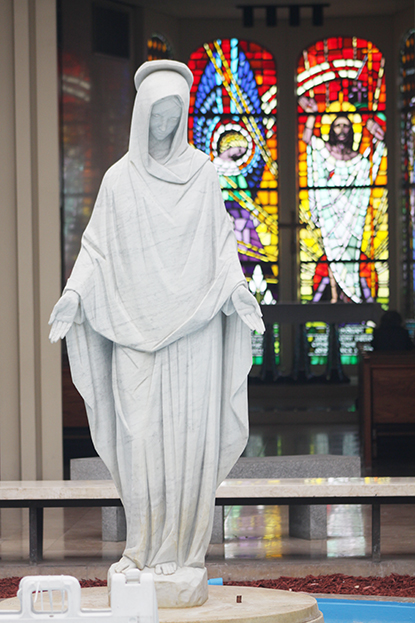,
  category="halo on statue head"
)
[320,100,363,151]
[211,122,254,169]
[134,60,193,92]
